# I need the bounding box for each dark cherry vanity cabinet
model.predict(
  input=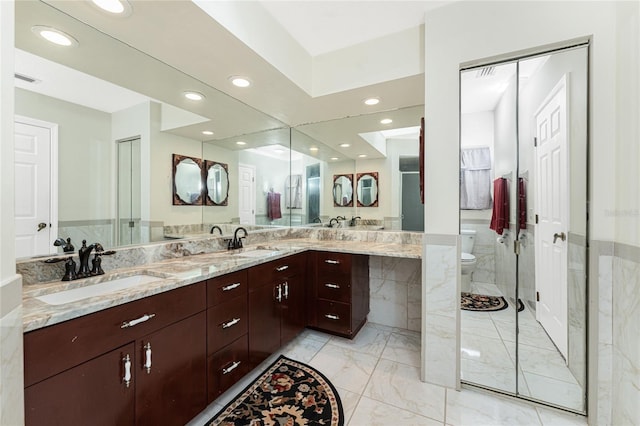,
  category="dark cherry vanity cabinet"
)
[248,253,307,368]
[309,251,370,338]
[206,269,249,401]
[23,283,207,426]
